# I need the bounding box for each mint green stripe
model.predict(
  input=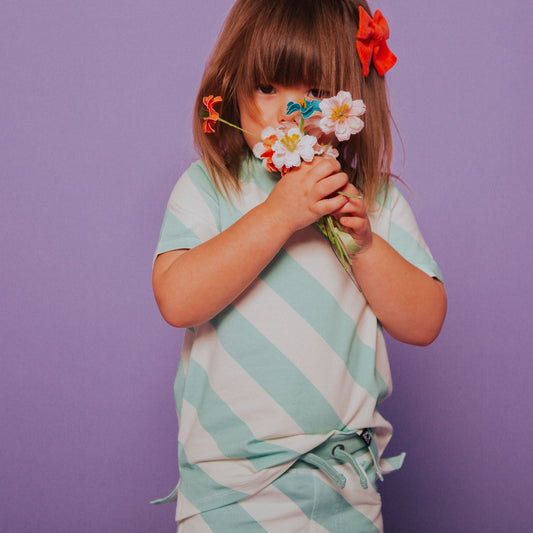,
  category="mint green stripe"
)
[184,359,301,469]
[156,208,202,254]
[177,442,250,513]
[375,183,392,211]
[389,221,443,281]
[201,499,268,532]
[383,452,406,471]
[259,250,389,401]
[241,157,280,195]
[218,199,244,232]
[274,469,380,532]
[173,357,186,418]
[211,307,344,433]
